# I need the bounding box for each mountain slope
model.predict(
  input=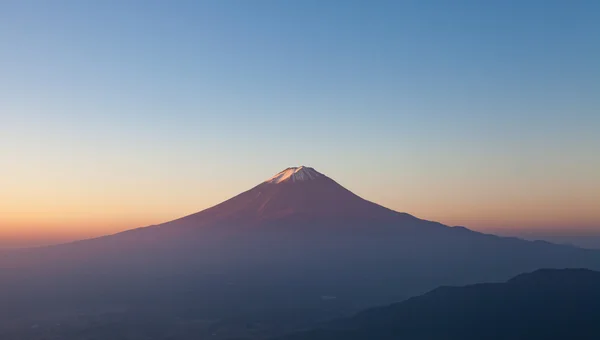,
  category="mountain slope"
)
[278,268,600,340]
[2,166,600,339]
[3,167,600,299]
